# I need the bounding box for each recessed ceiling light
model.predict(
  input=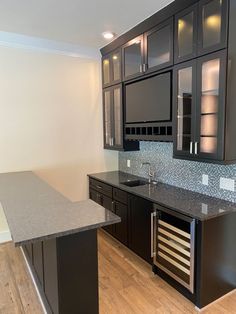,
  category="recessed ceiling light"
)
[102,32,116,40]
